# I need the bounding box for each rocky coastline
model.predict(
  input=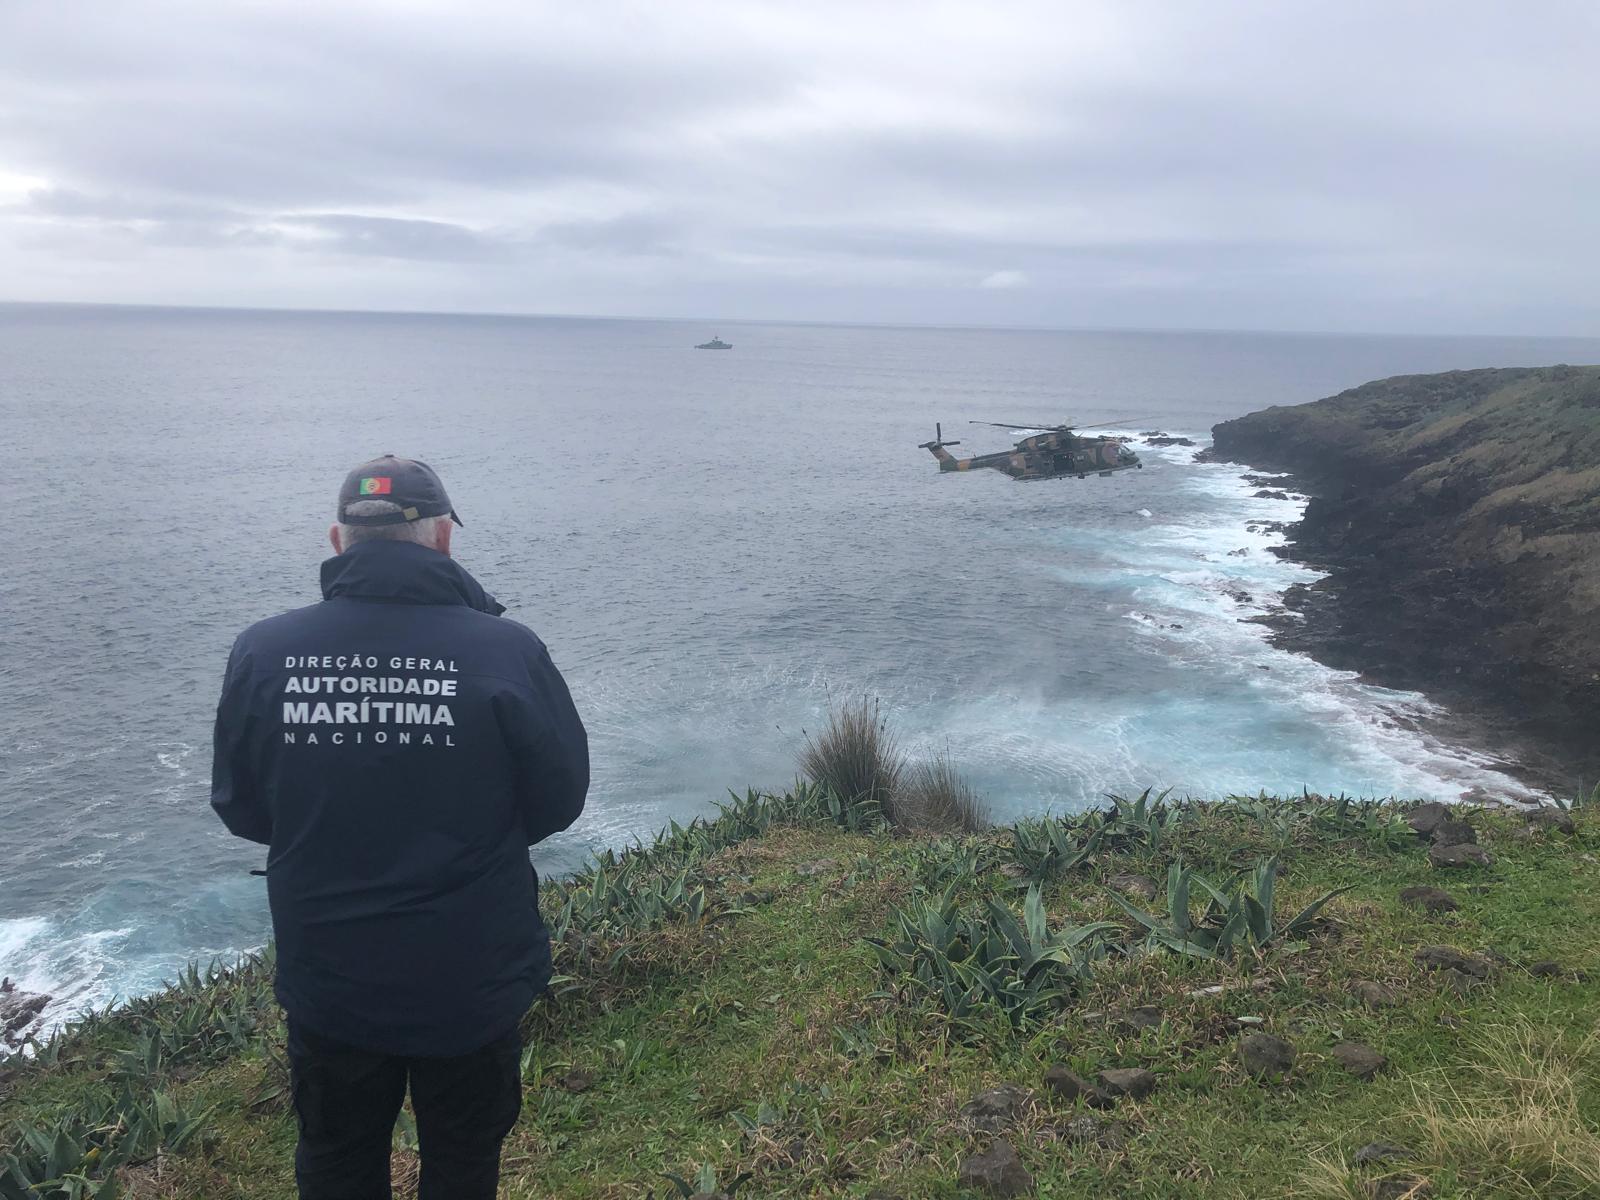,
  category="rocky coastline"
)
[1205,365,1600,790]
[0,979,49,1051]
